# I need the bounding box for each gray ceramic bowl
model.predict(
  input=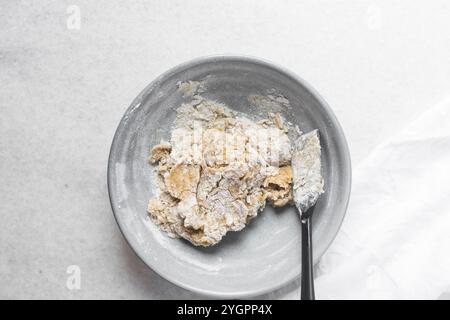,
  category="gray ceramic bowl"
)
[108,56,351,298]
